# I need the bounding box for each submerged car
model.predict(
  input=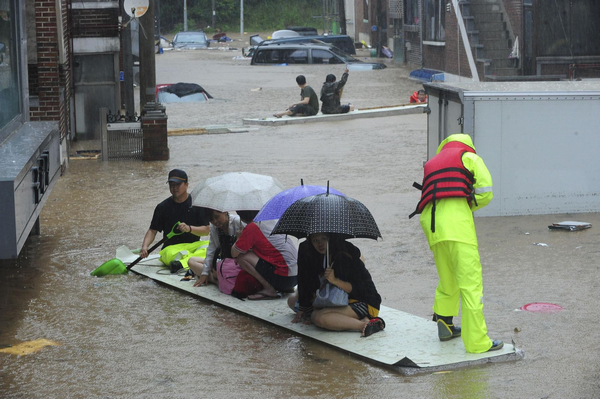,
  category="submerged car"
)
[247,34,355,55]
[285,26,319,36]
[250,43,386,69]
[257,34,355,55]
[156,83,212,103]
[172,31,210,49]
